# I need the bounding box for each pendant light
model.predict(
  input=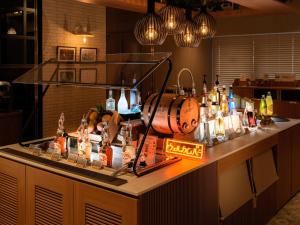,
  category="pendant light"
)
[159,0,184,35]
[134,0,167,45]
[174,8,201,48]
[194,4,216,39]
